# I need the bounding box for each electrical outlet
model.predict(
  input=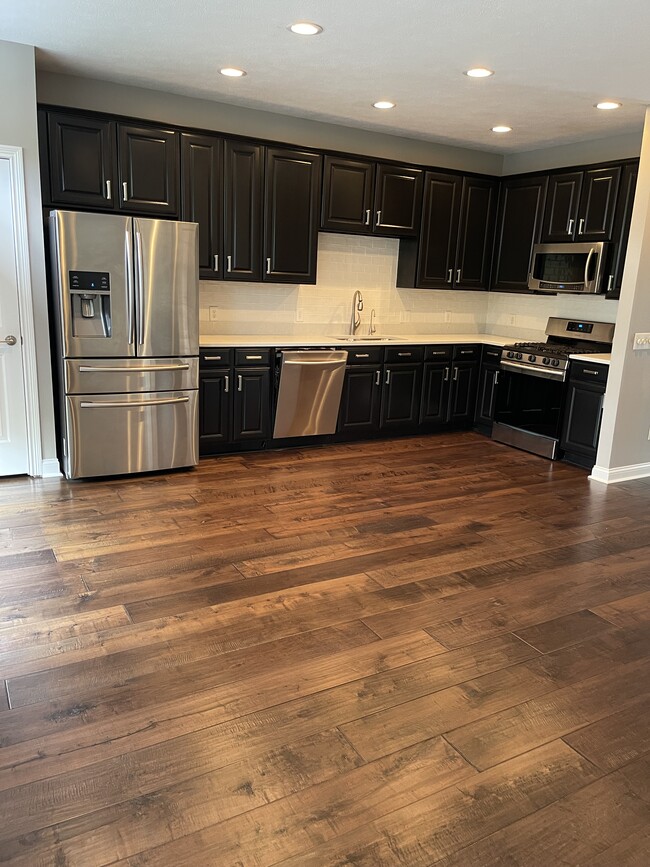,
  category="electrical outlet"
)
[295,307,303,323]
[209,306,219,322]
[444,311,452,323]
[634,332,650,349]
[399,310,411,323]
[509,314,517,326]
